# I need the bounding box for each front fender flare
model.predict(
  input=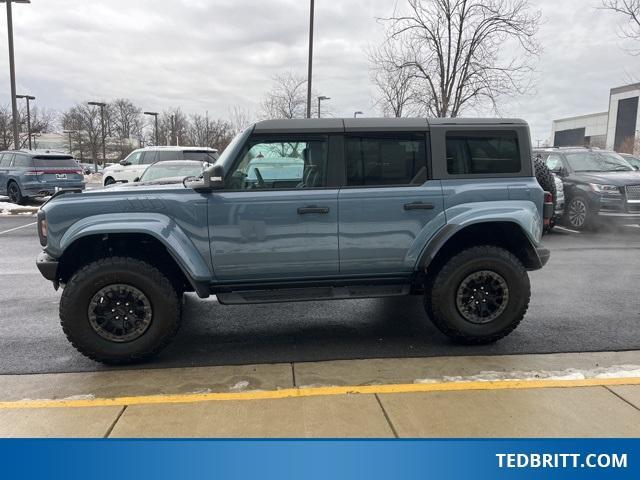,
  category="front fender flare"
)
[58,213,212,297]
